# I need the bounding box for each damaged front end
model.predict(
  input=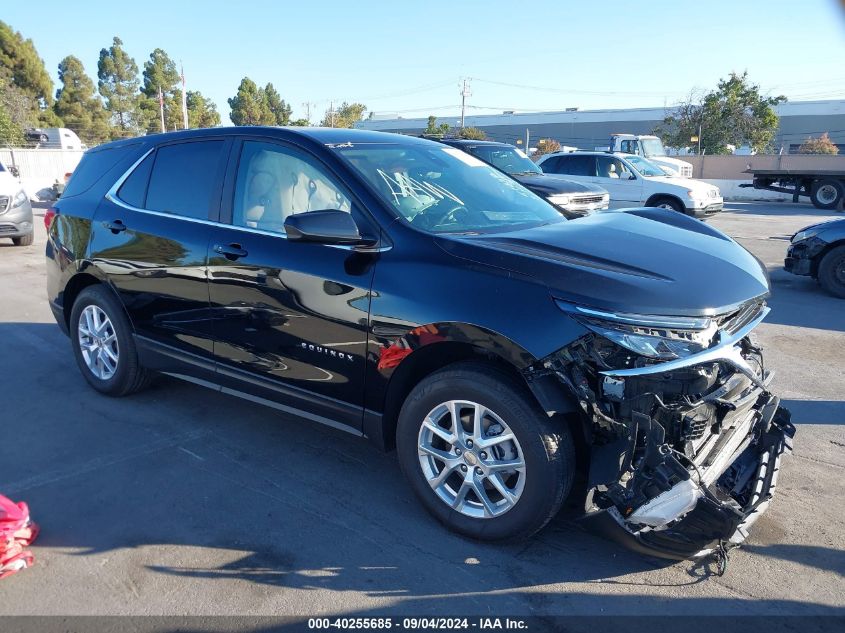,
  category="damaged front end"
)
[536,299,795,560]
